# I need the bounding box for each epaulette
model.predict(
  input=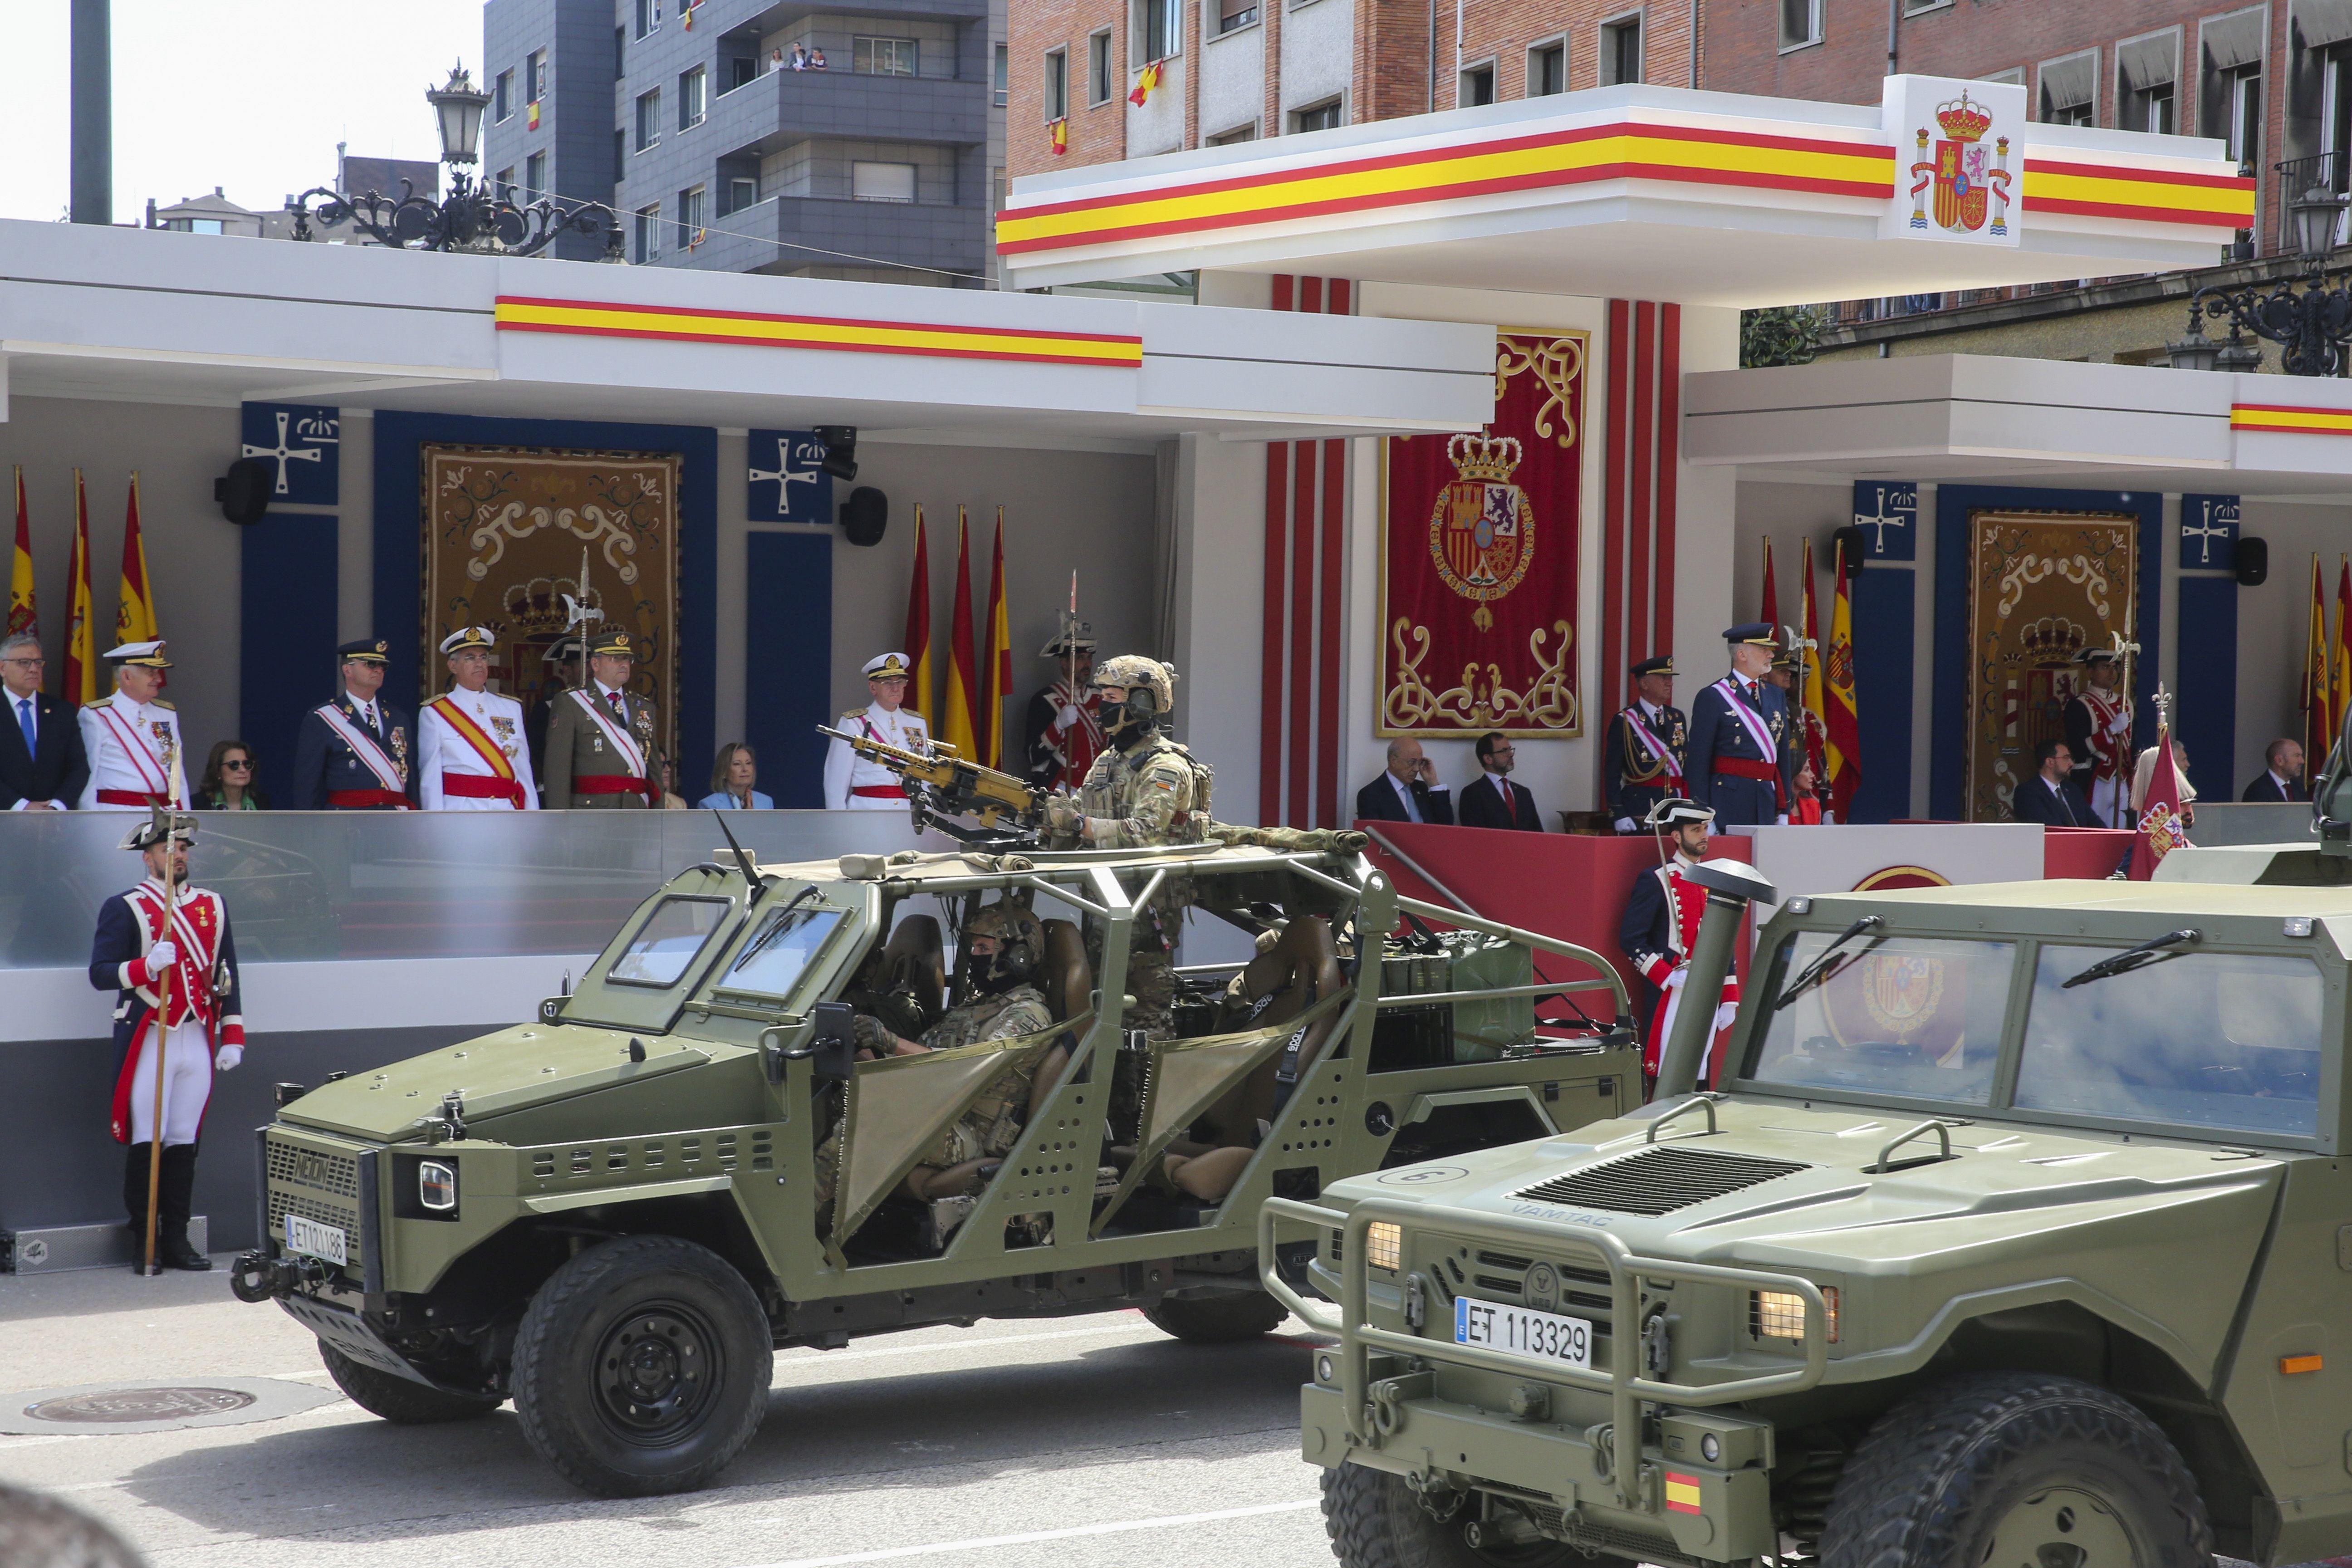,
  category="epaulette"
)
[839,711,862,721]
[85,695,113,710]
[151,699,176,710]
